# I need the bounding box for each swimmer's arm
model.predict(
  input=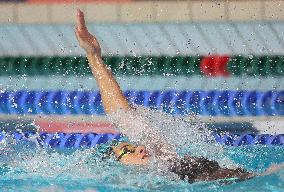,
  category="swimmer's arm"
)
[75,10,175,158]
[209,162,284,181]
[86,52,130,113]
[75,9,130,113]
[260,162,284,176]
